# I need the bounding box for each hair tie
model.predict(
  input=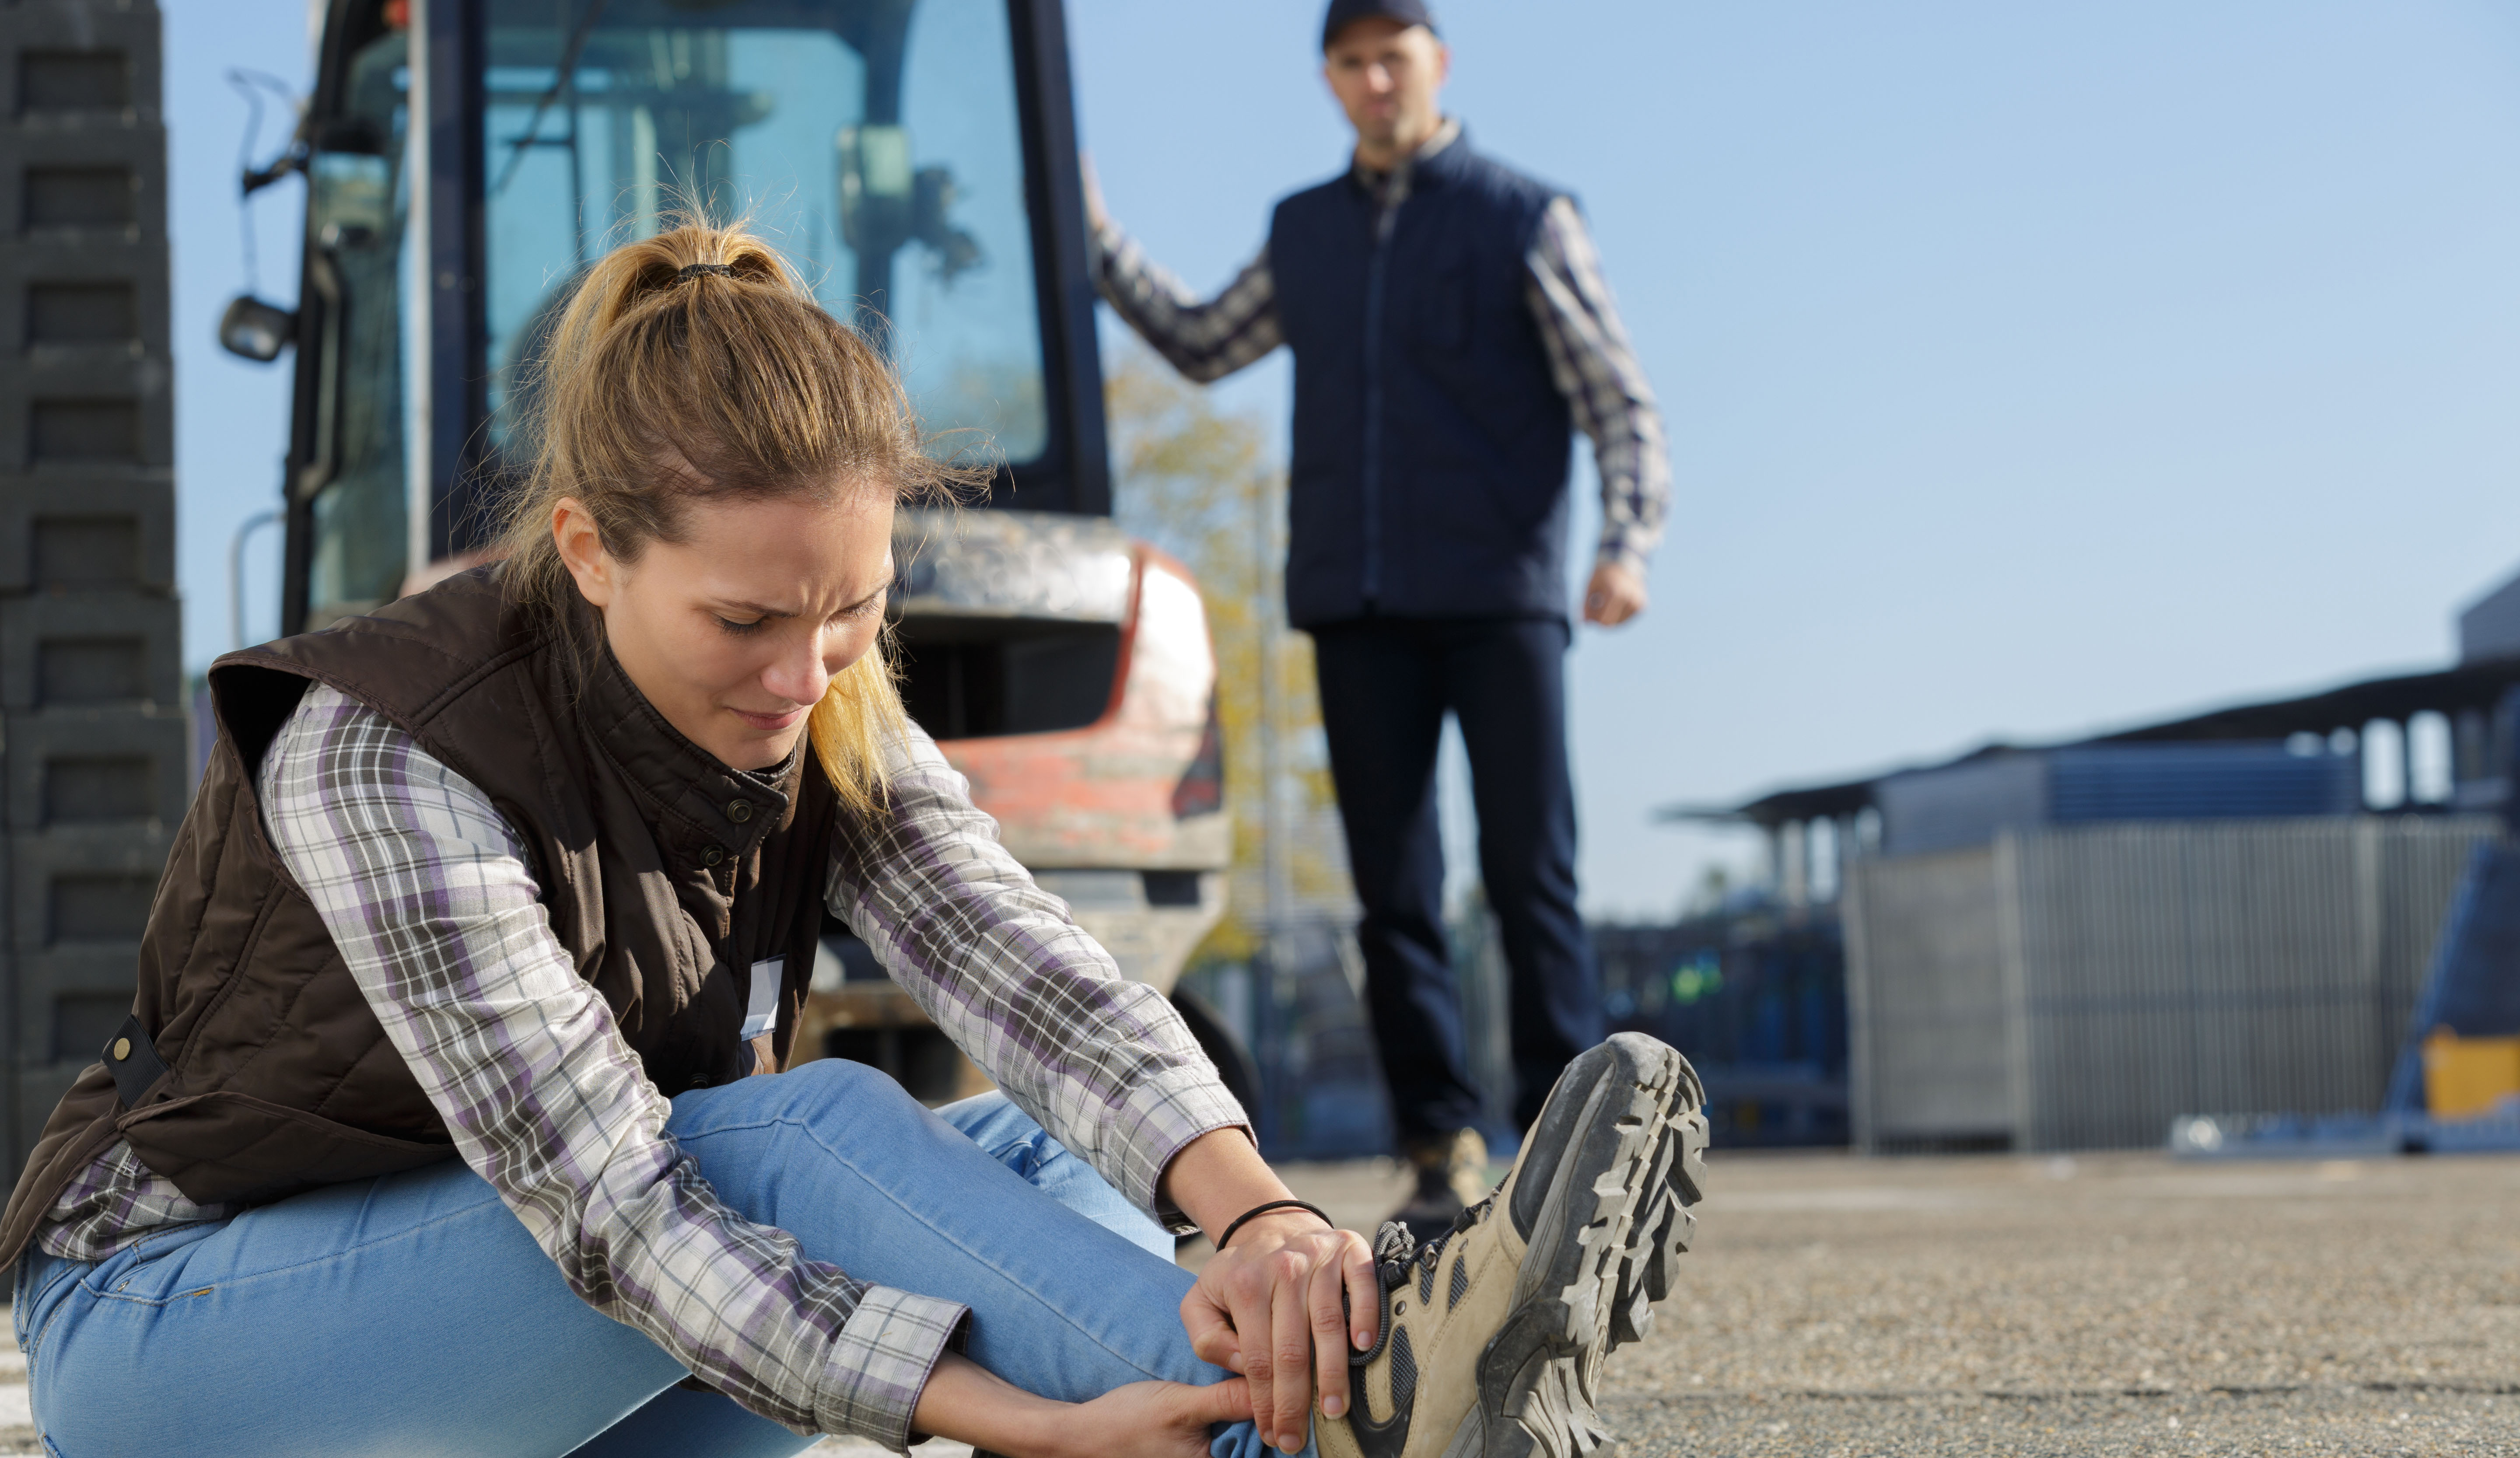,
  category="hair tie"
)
[676,262,735,283]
